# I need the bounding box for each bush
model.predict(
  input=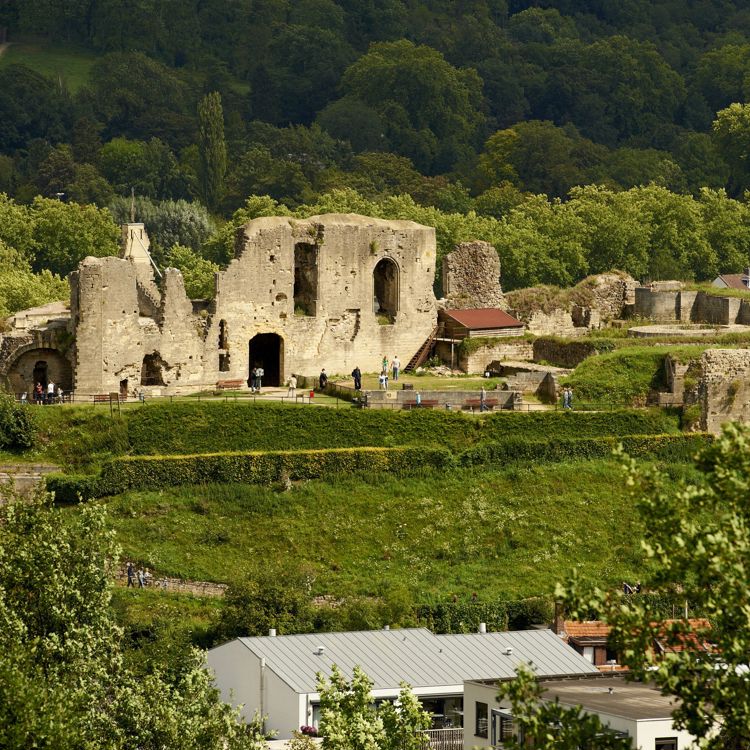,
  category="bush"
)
[0,392,35,450]
[125,401,679,455]
[48,446,454,500]
[459,434,710,467]
[413,598,554,633]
